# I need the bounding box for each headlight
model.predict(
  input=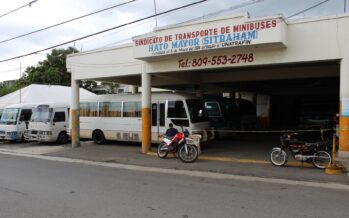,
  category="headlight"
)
[39,131,52,135]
